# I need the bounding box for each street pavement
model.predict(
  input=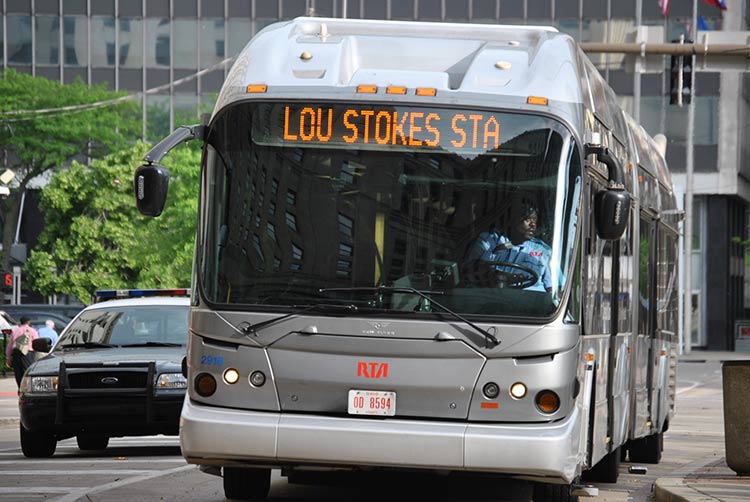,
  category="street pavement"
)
[0,352,747,501]
[652,350,750,502]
